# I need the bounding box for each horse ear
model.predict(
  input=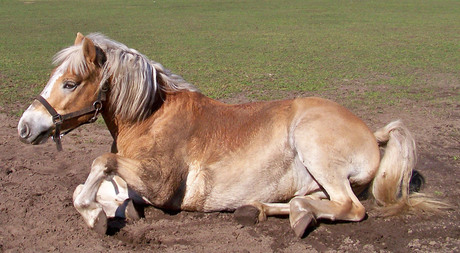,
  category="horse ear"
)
[75,32,85,45]
[82,37,97,65]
